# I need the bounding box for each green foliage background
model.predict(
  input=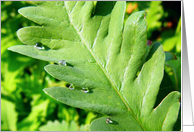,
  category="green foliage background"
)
[1,1,181,131]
